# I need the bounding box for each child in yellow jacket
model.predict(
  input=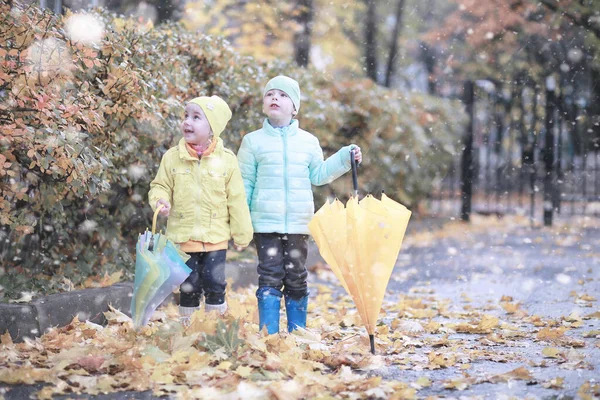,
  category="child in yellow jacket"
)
[149,95,253,324]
